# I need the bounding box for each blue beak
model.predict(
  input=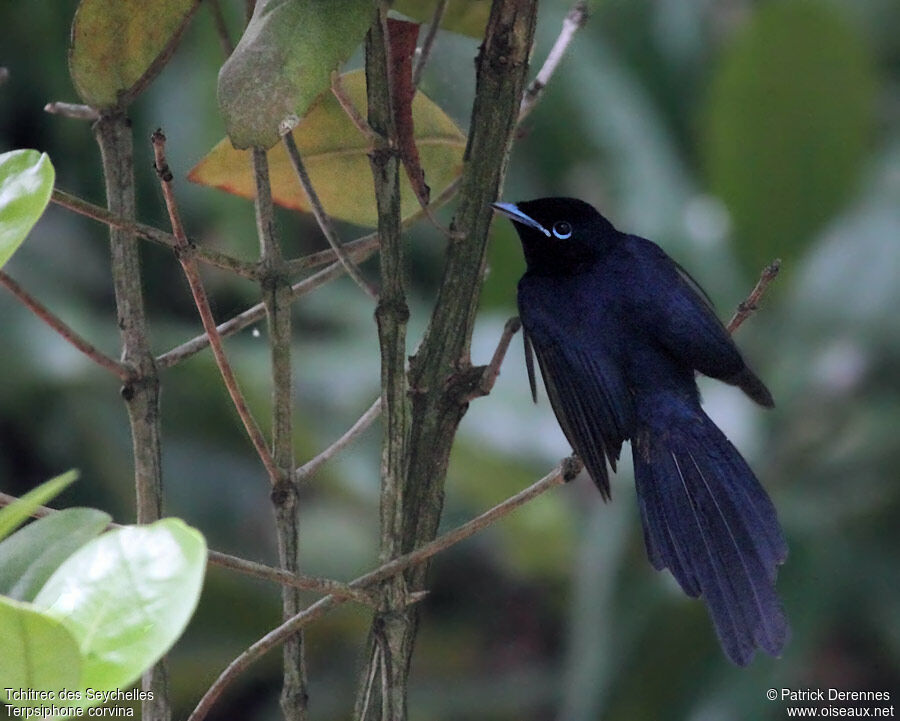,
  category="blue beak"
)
[491,202,551,238]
